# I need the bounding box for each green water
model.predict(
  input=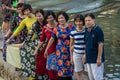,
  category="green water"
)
[96,4,120,79]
